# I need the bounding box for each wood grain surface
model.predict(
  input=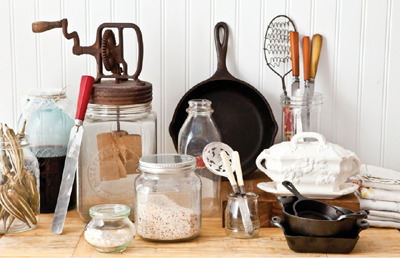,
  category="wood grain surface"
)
[0,208,399,257]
